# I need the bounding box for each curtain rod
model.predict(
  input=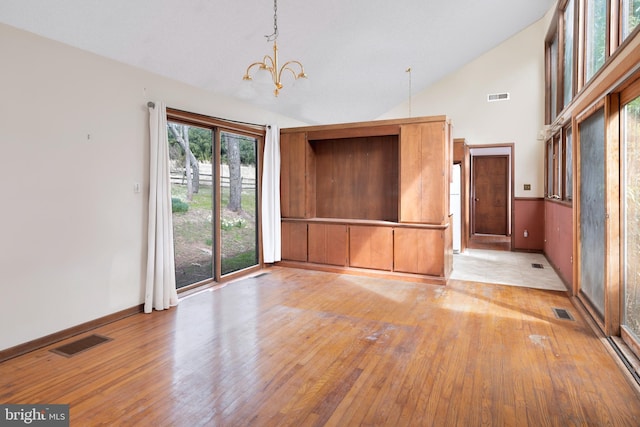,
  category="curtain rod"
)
[148,103,271,129]
[168,107,267,129]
